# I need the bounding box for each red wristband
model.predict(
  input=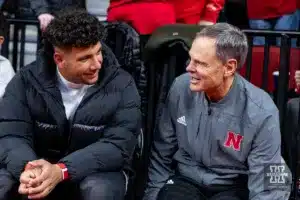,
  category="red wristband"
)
[57,163,69,180]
